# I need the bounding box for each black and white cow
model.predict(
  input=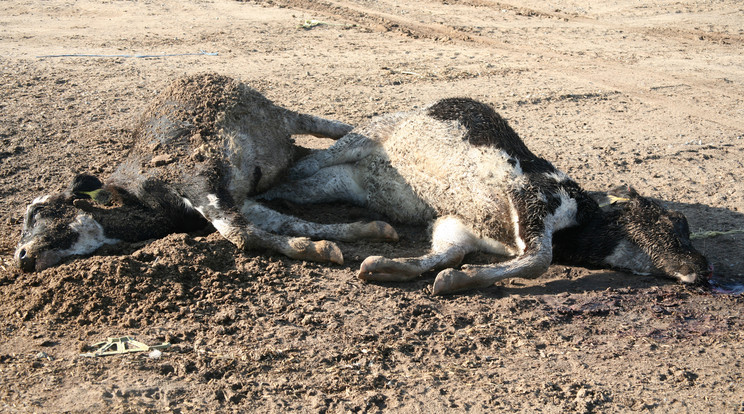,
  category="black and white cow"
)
[262,97,712,295]
[14,74,397,272]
